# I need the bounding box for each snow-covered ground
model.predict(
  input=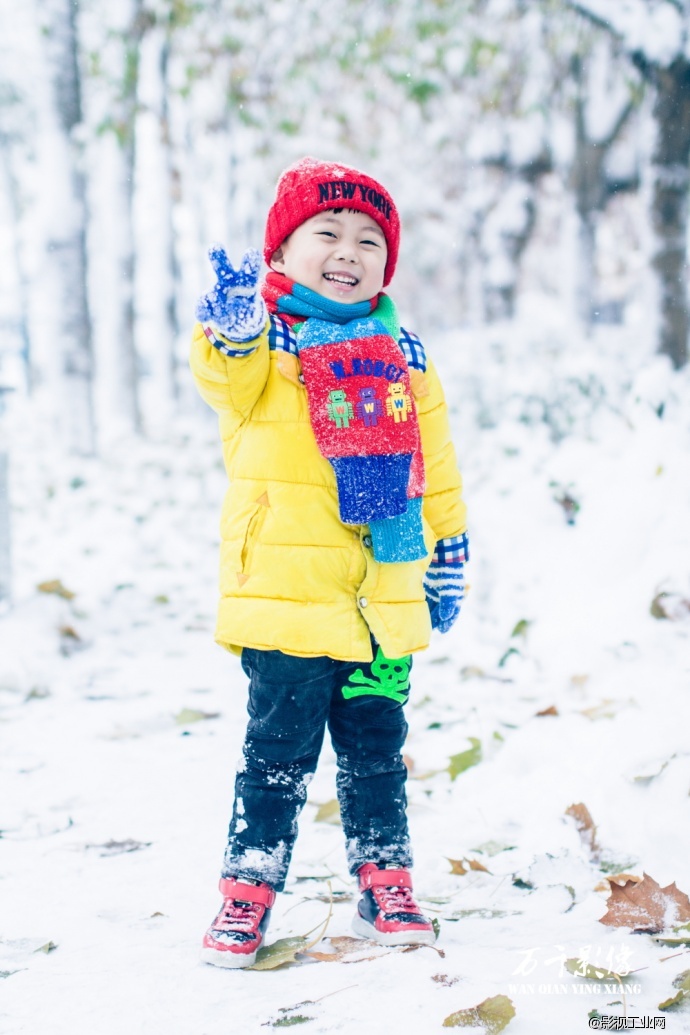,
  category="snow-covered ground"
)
[2,319,690,1034]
